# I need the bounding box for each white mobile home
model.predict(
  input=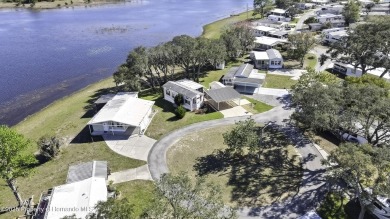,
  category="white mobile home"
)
[316,14,344,24]
[250,49,283,69]
[87,92,155,136]
[252,26,277,37]
[254,36,288,50]
[162,79,204,111]
[323,29,348,44]
[268,8,291,22]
